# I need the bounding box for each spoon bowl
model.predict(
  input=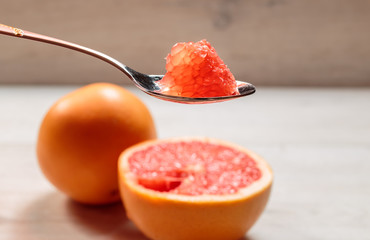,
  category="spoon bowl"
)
[0,23,255,104]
